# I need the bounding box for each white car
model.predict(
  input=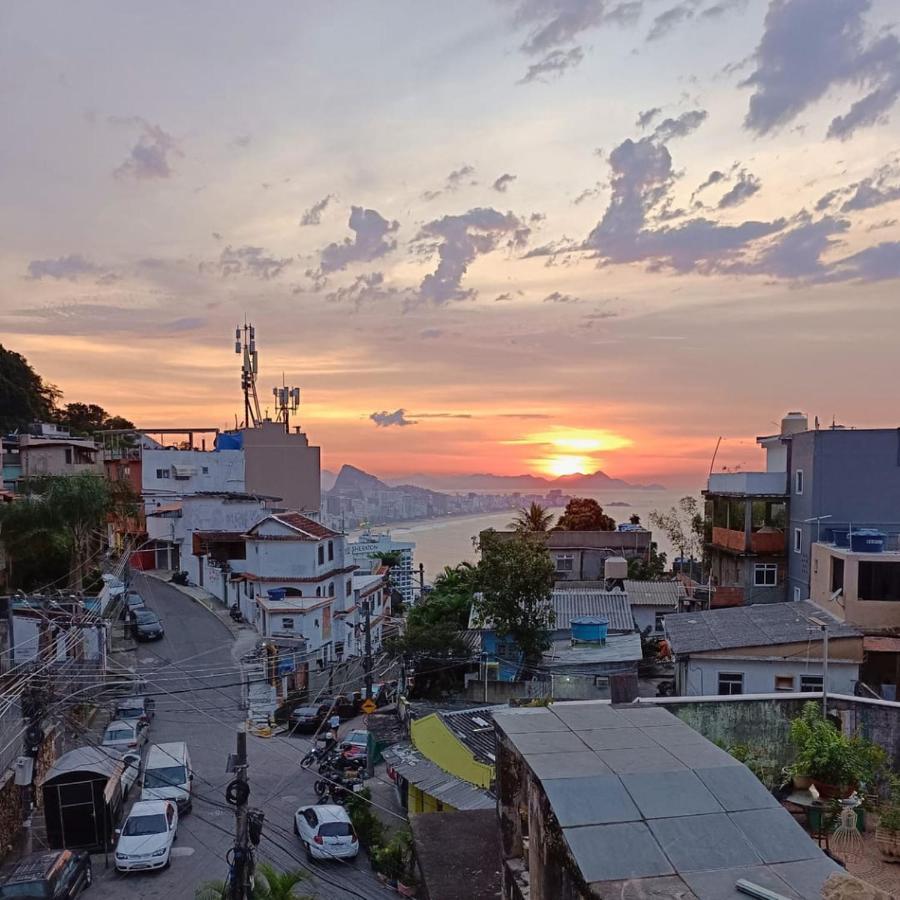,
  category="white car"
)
[294,804,358,861]
[102,719,146,753]
[121,751,141,797]
[115,800,178,872]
